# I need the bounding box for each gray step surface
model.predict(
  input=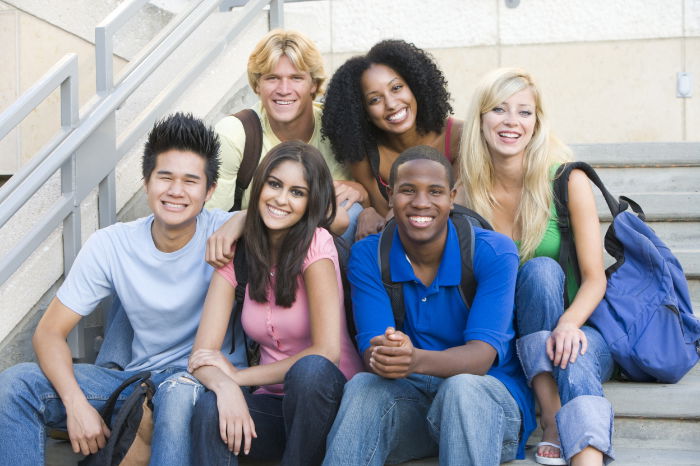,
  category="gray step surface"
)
[593,166,700,193]
[593,192,700,221]
[45,440,700,466]
[572,142,700,166]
